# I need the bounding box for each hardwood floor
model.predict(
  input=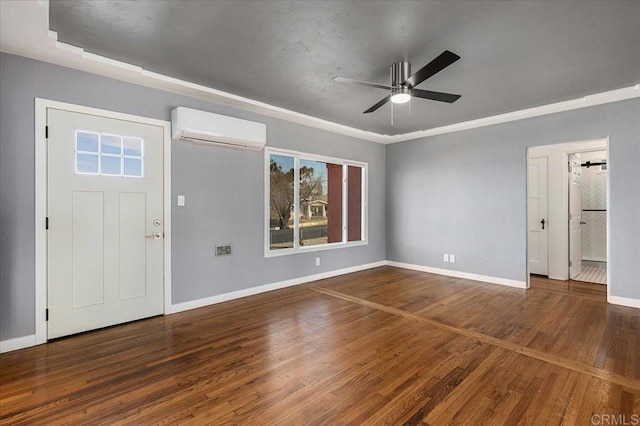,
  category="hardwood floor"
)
[1,266,638,424]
